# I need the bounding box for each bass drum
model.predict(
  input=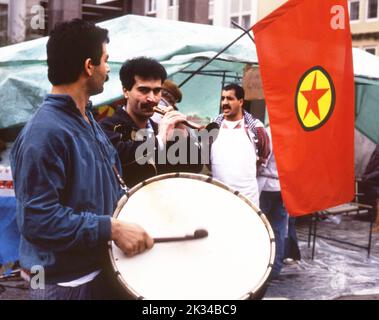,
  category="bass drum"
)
[109,173,275,300]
